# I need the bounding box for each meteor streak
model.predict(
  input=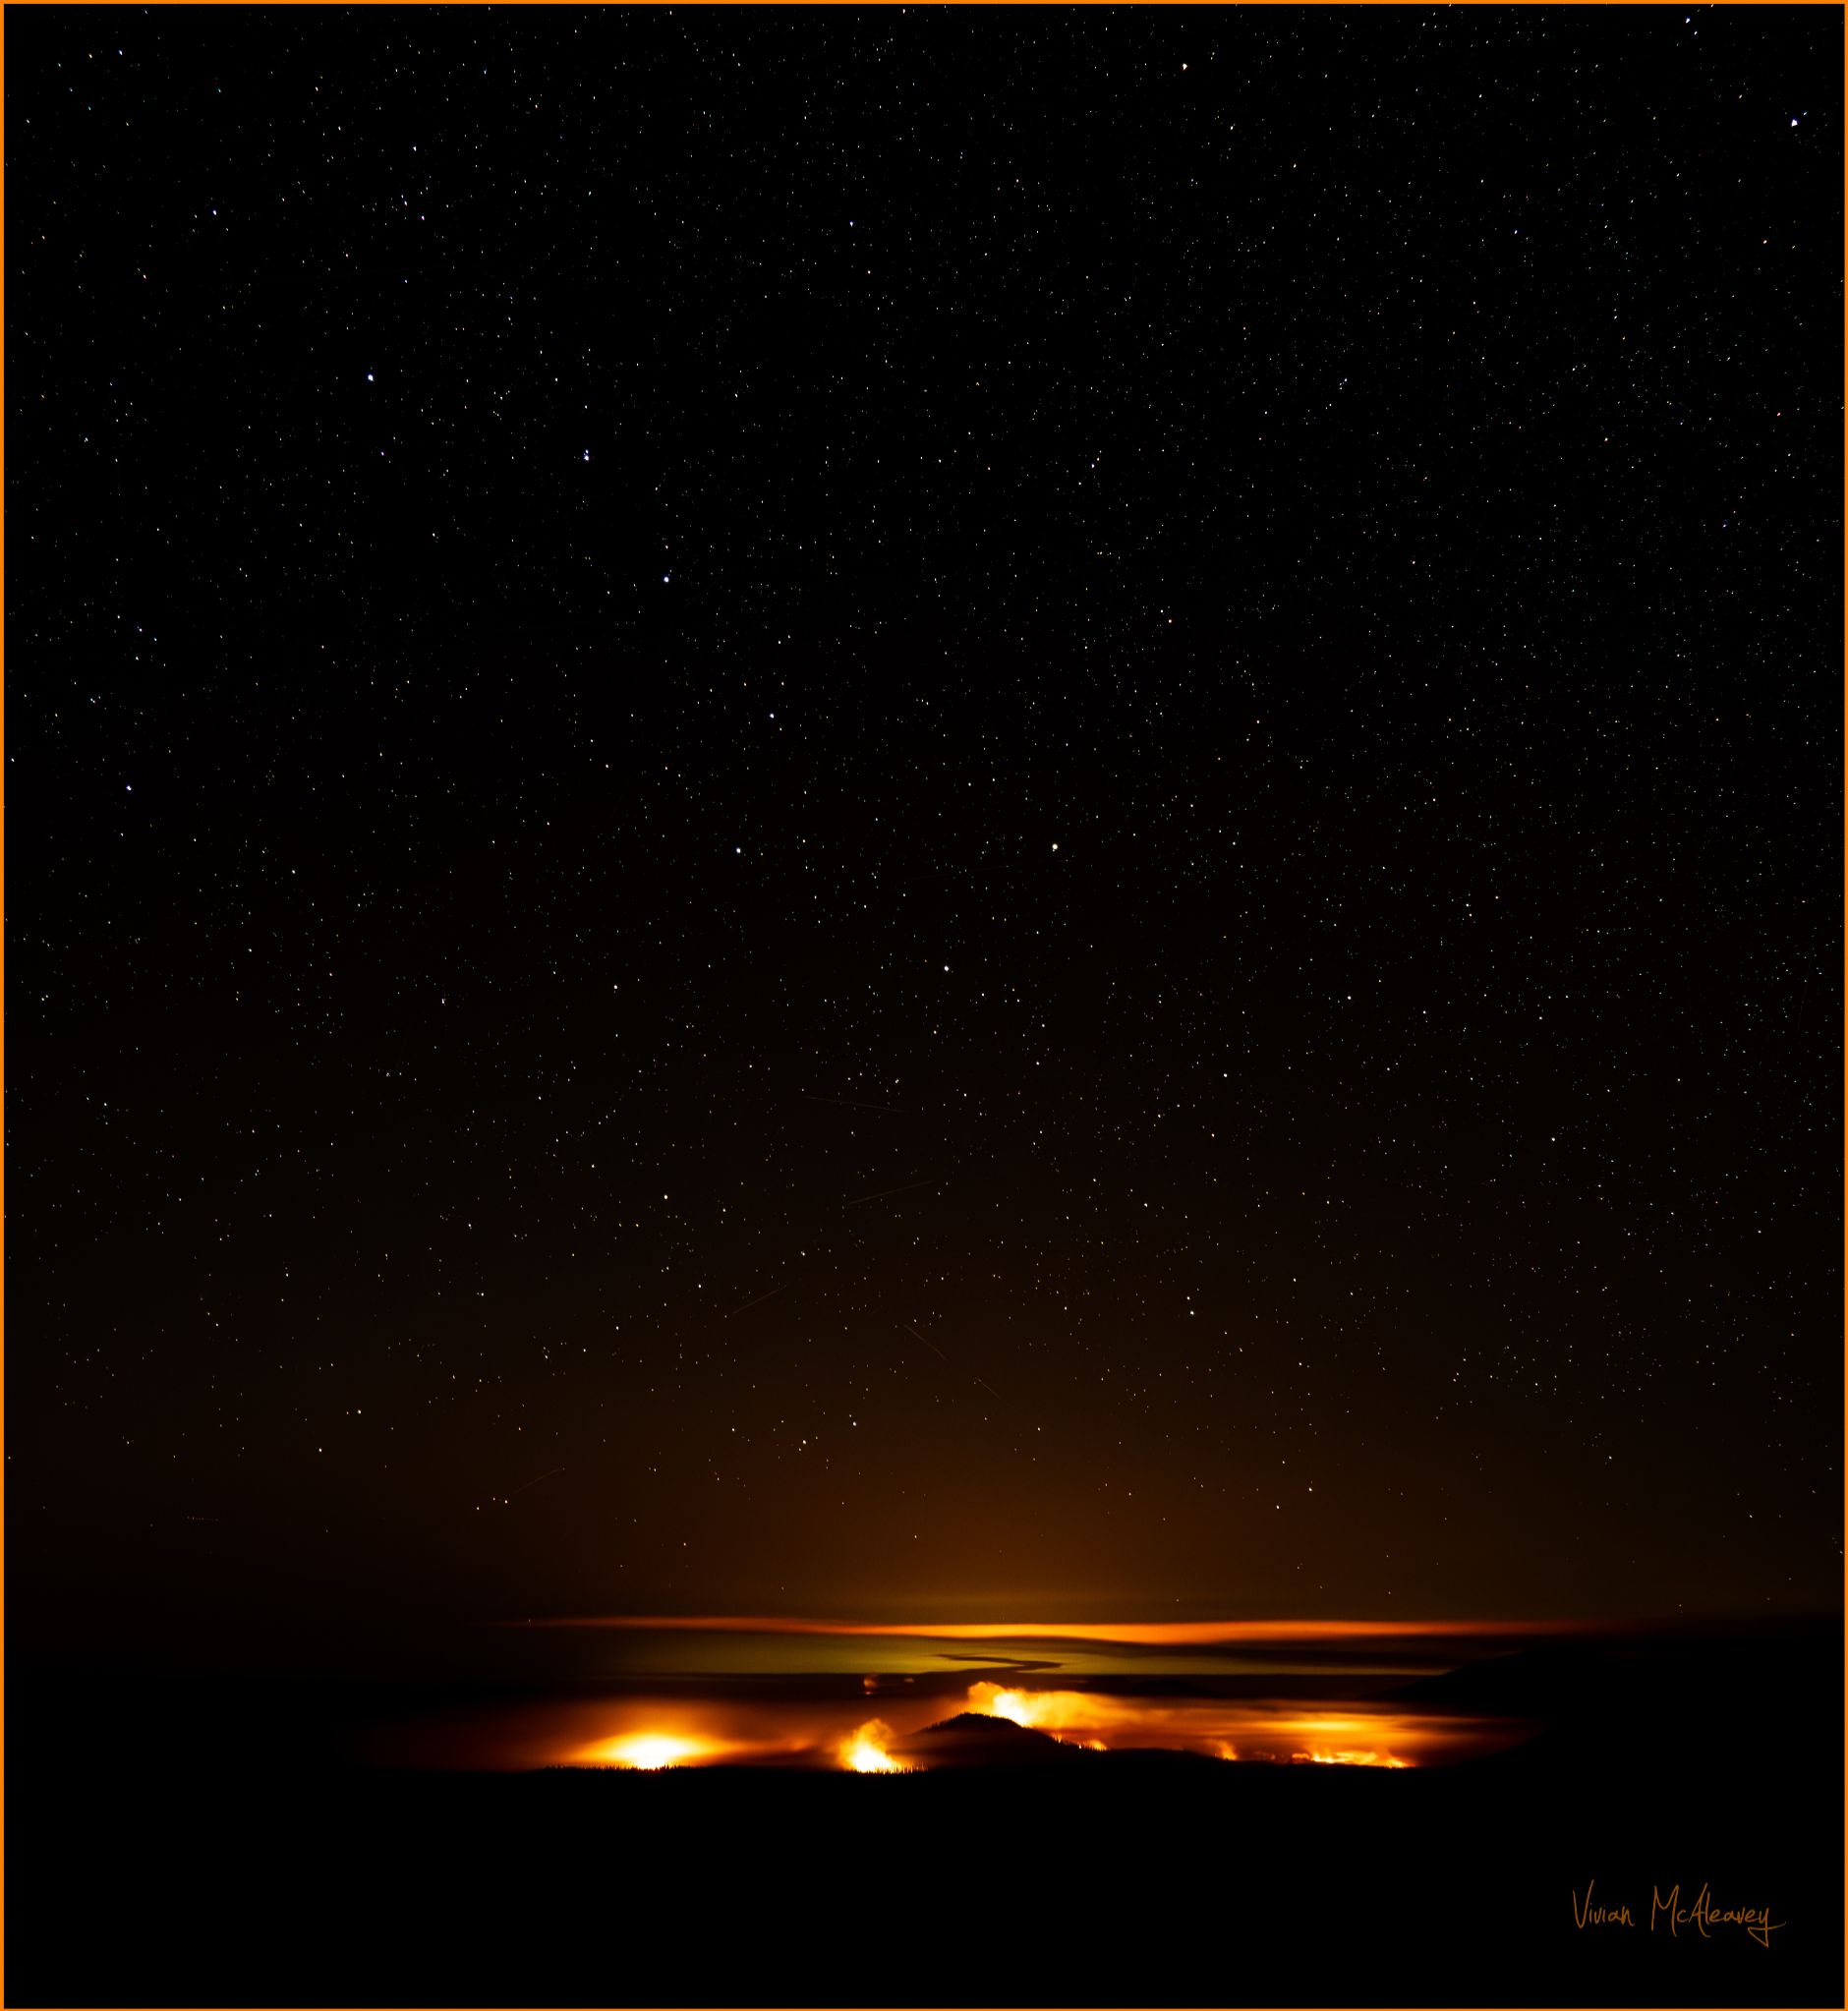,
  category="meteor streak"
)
[725,1283,789,1318]
[899,1322,949,1360]
[843,1175,941,1208]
